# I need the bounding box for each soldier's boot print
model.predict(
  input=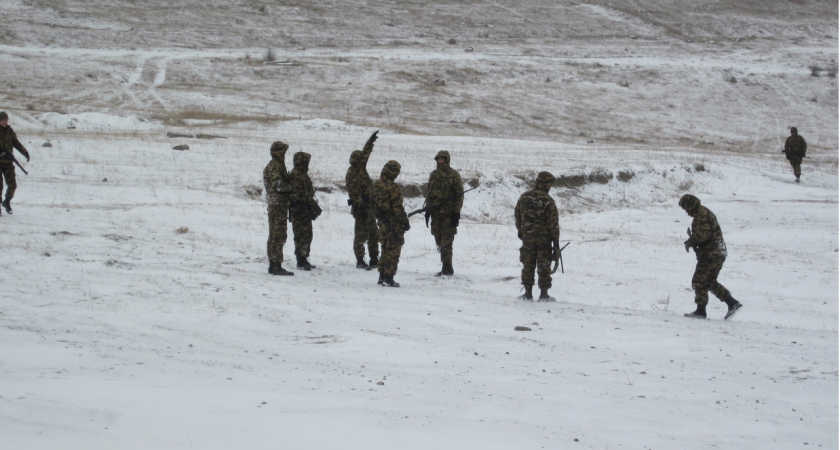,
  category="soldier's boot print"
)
[518,285,534,301]
[381,275,400,288]
[2,199,12,214]
[724,295,742,320]
[537,287,556,303]
[356,256,372,270]
[368,255,379,268]
[684,303,707,319]
[435,263,446,277]
[296,255,312,271]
